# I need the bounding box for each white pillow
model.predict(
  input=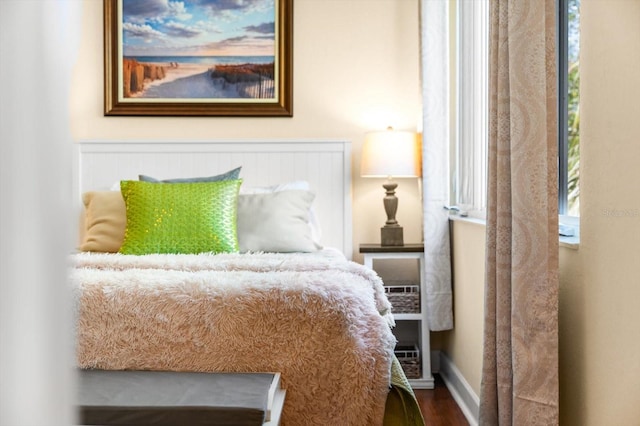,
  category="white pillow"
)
[239,180,310,194]
[240,181,322,244]
[237,190,322,253]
